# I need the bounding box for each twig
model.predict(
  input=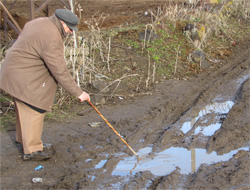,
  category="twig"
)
[2,102,14,118]
[152,62,156,83]
[98,74,140,98]
[174,45,180,75]
[0,1,22,33]
[146,50,151,89]
[107,37,111,72]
